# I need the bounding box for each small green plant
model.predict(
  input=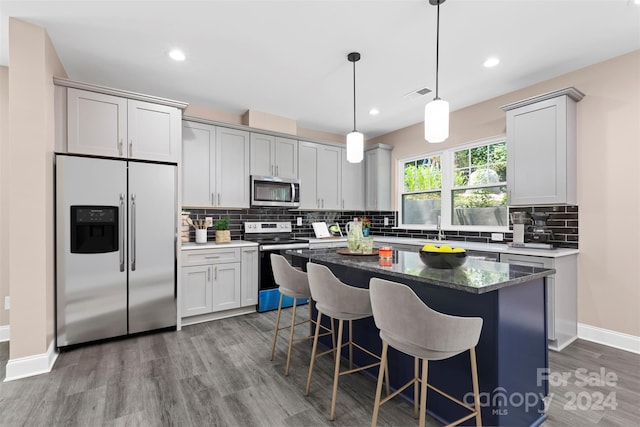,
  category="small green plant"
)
[214,217,230,230]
